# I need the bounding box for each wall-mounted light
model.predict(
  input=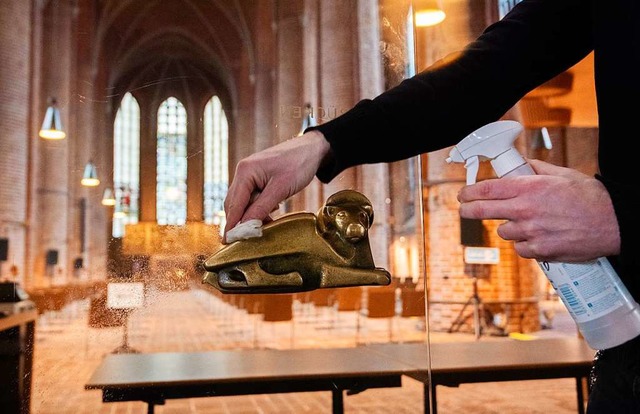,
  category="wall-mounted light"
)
[414,0,446,27]
[297,103,317,137]
[81,160,100,187]
[39,98,66,140]
[531,126,553,150]
[101,187,116,206]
